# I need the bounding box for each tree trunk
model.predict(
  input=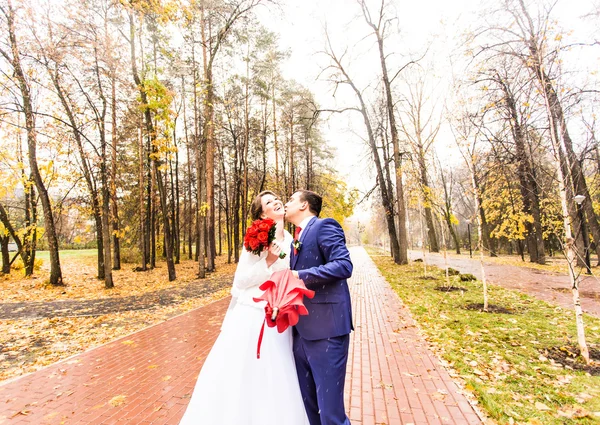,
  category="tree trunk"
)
[202,26,216,272]
[150,146,156,269]
[288,107,295,195]
[369,12,409,264]
[325,48,402,263]
[111,70,121,270]
[138,125,148,270]
[23,174,37,276]
[273,84,280,193]
[497,73,545,264]
[529,22,591,361]
[1,235,9,274]
[100,153,114,288]
[472,171,496,256]
[2,2,62,285]
[218,140,232,264]
[94,213,105,279]
[417,153,439,252]
[52,68,107,278]
[0,202,26,273]
[128,11,175,281]
[518,1,599,266]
